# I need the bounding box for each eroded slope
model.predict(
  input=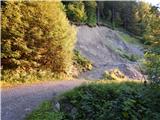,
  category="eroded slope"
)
[76,26,144,80]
